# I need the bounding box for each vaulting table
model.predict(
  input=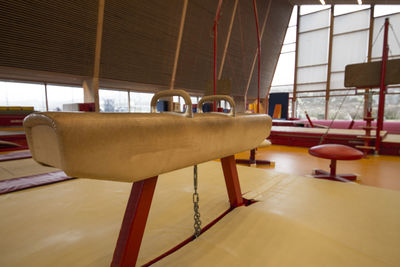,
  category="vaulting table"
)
[308,144,364,182]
